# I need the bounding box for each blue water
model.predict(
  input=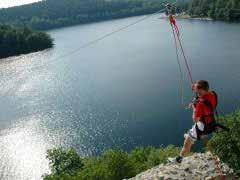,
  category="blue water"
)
[0,16,240,179]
